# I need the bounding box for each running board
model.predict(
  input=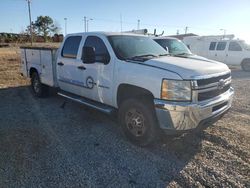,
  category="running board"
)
[57,91,115,114]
